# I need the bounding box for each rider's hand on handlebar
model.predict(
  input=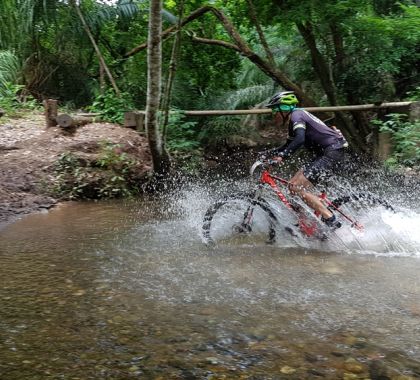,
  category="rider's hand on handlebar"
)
[270,156,283,164]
